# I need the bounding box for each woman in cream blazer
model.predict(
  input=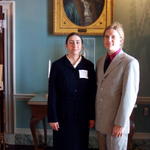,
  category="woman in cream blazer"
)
[95,22,140,150]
